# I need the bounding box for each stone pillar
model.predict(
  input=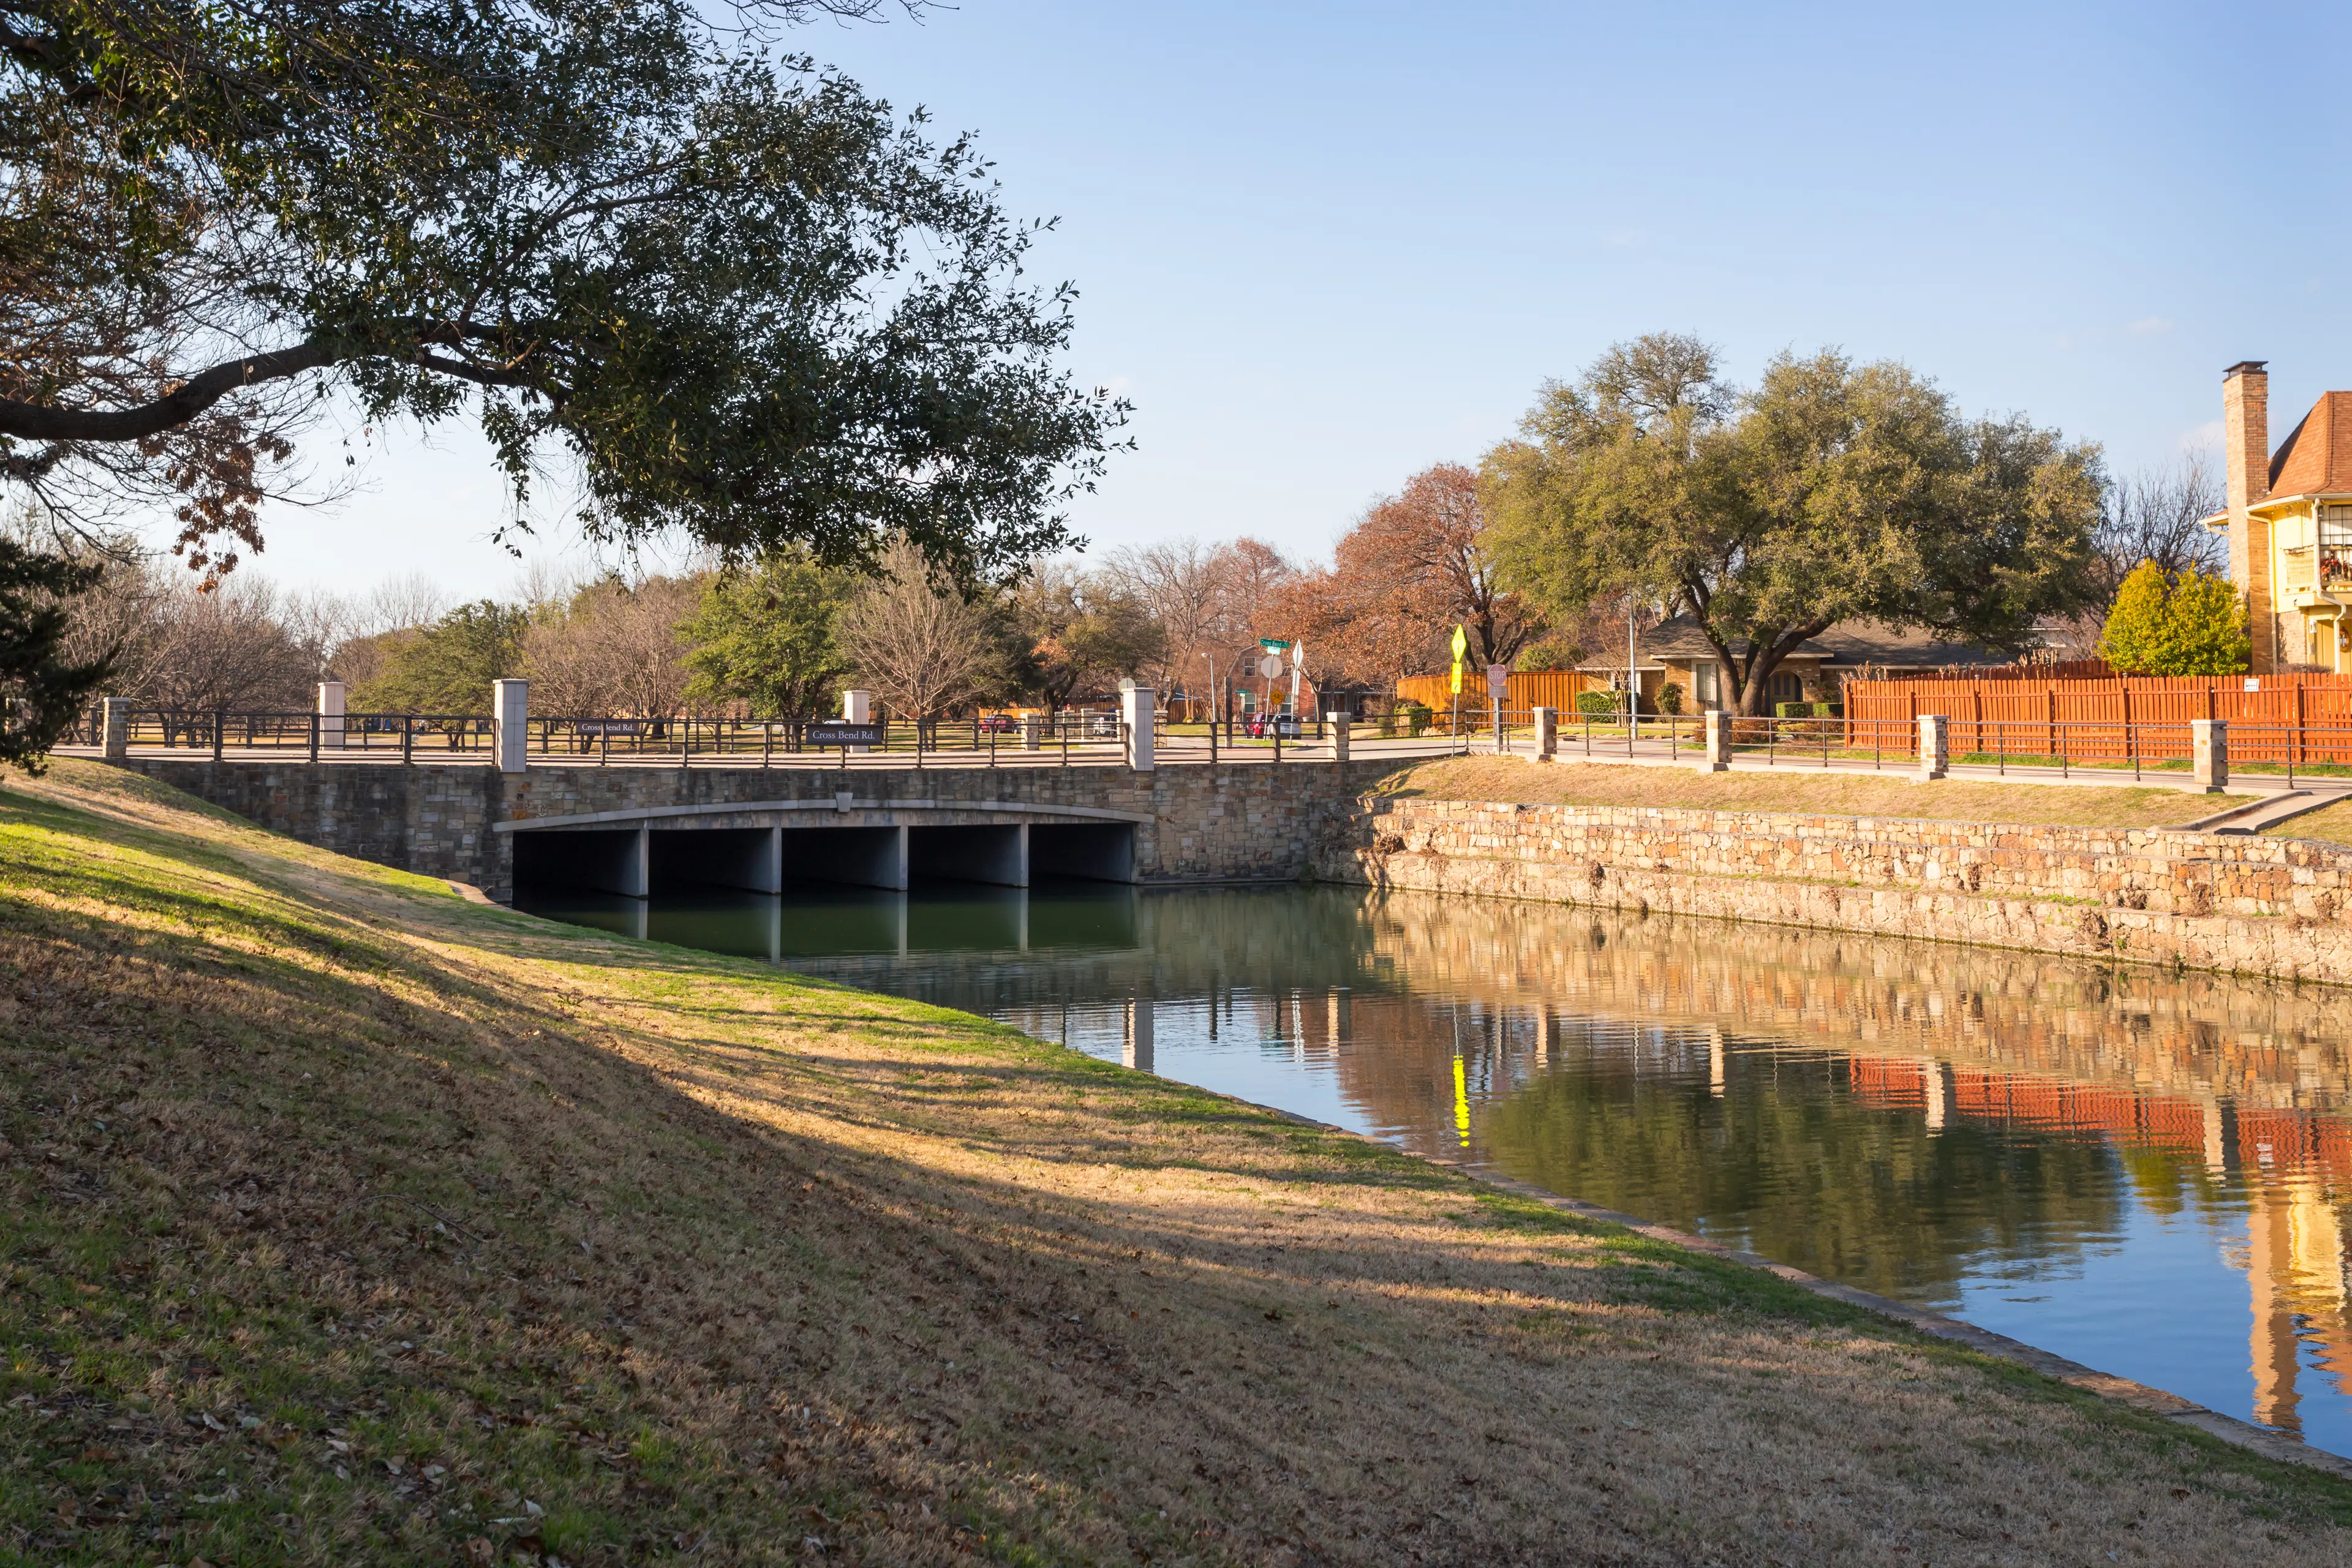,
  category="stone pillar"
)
[492,679,529,774]
[843,688,873,753]
[1698,710,1732,772]
[1917,712,1949,782]
[1533,706,1558,761]
[1020,712,1044,751]
[102,697,130,761]
[1120,685,1156,771]
[1326,712,1351,763]
[316,680,347,750]
[2193,718,2229,793]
